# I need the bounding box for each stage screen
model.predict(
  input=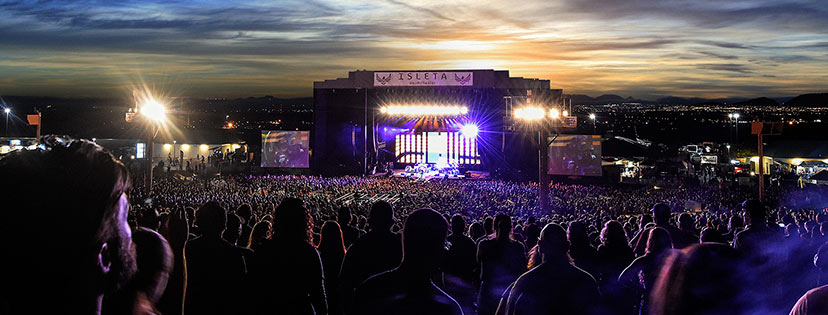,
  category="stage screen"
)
[261,130,310,168]
[548,134,602,176]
